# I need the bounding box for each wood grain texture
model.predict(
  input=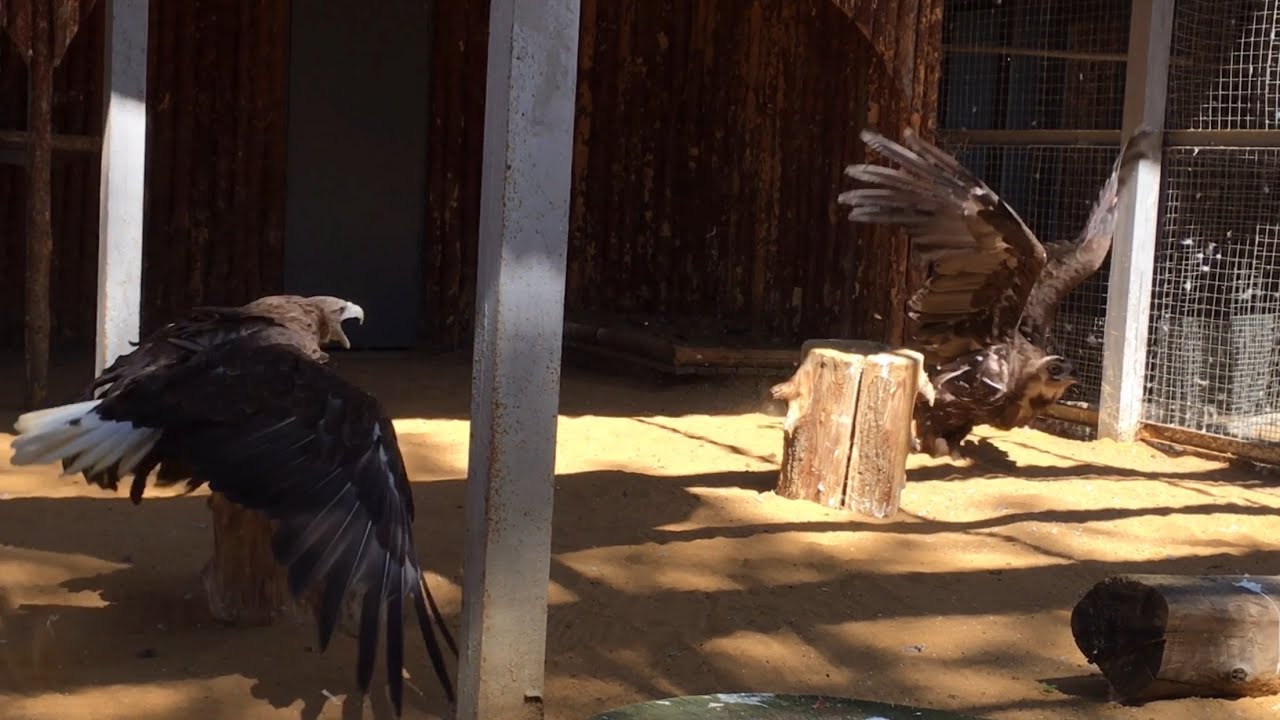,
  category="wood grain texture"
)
[24,0,53,407]
[773,339,929,518]
[0,0,944,352]
[1073,574,1280,701]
